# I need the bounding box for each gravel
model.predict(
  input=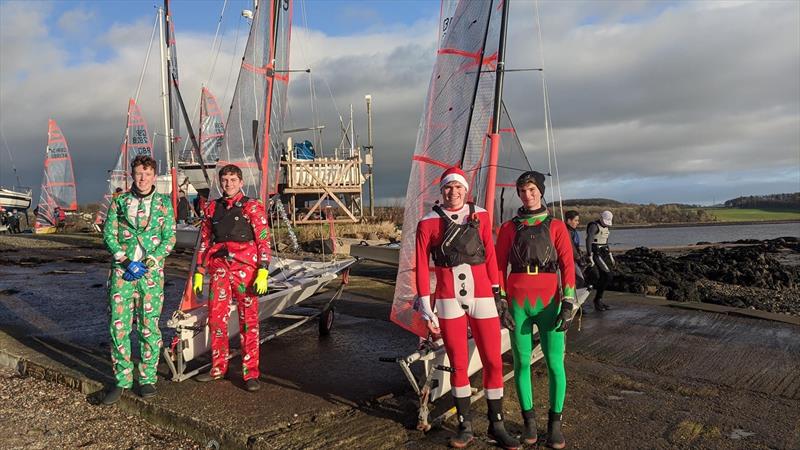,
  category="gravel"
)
[0,368,199,449]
